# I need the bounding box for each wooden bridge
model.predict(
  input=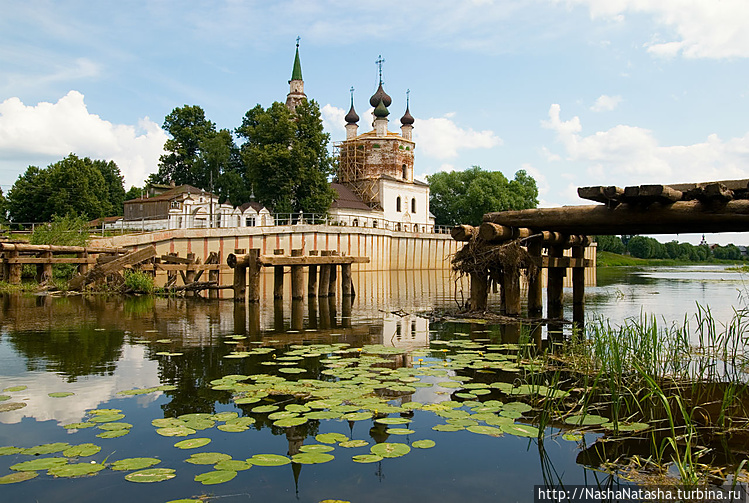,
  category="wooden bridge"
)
[453,179,749,323]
